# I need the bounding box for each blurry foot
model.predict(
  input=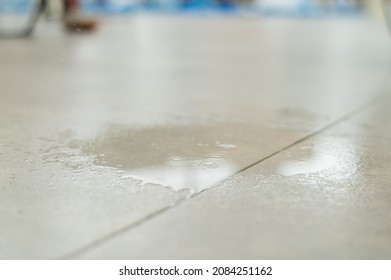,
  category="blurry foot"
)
[64,12,98,32]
